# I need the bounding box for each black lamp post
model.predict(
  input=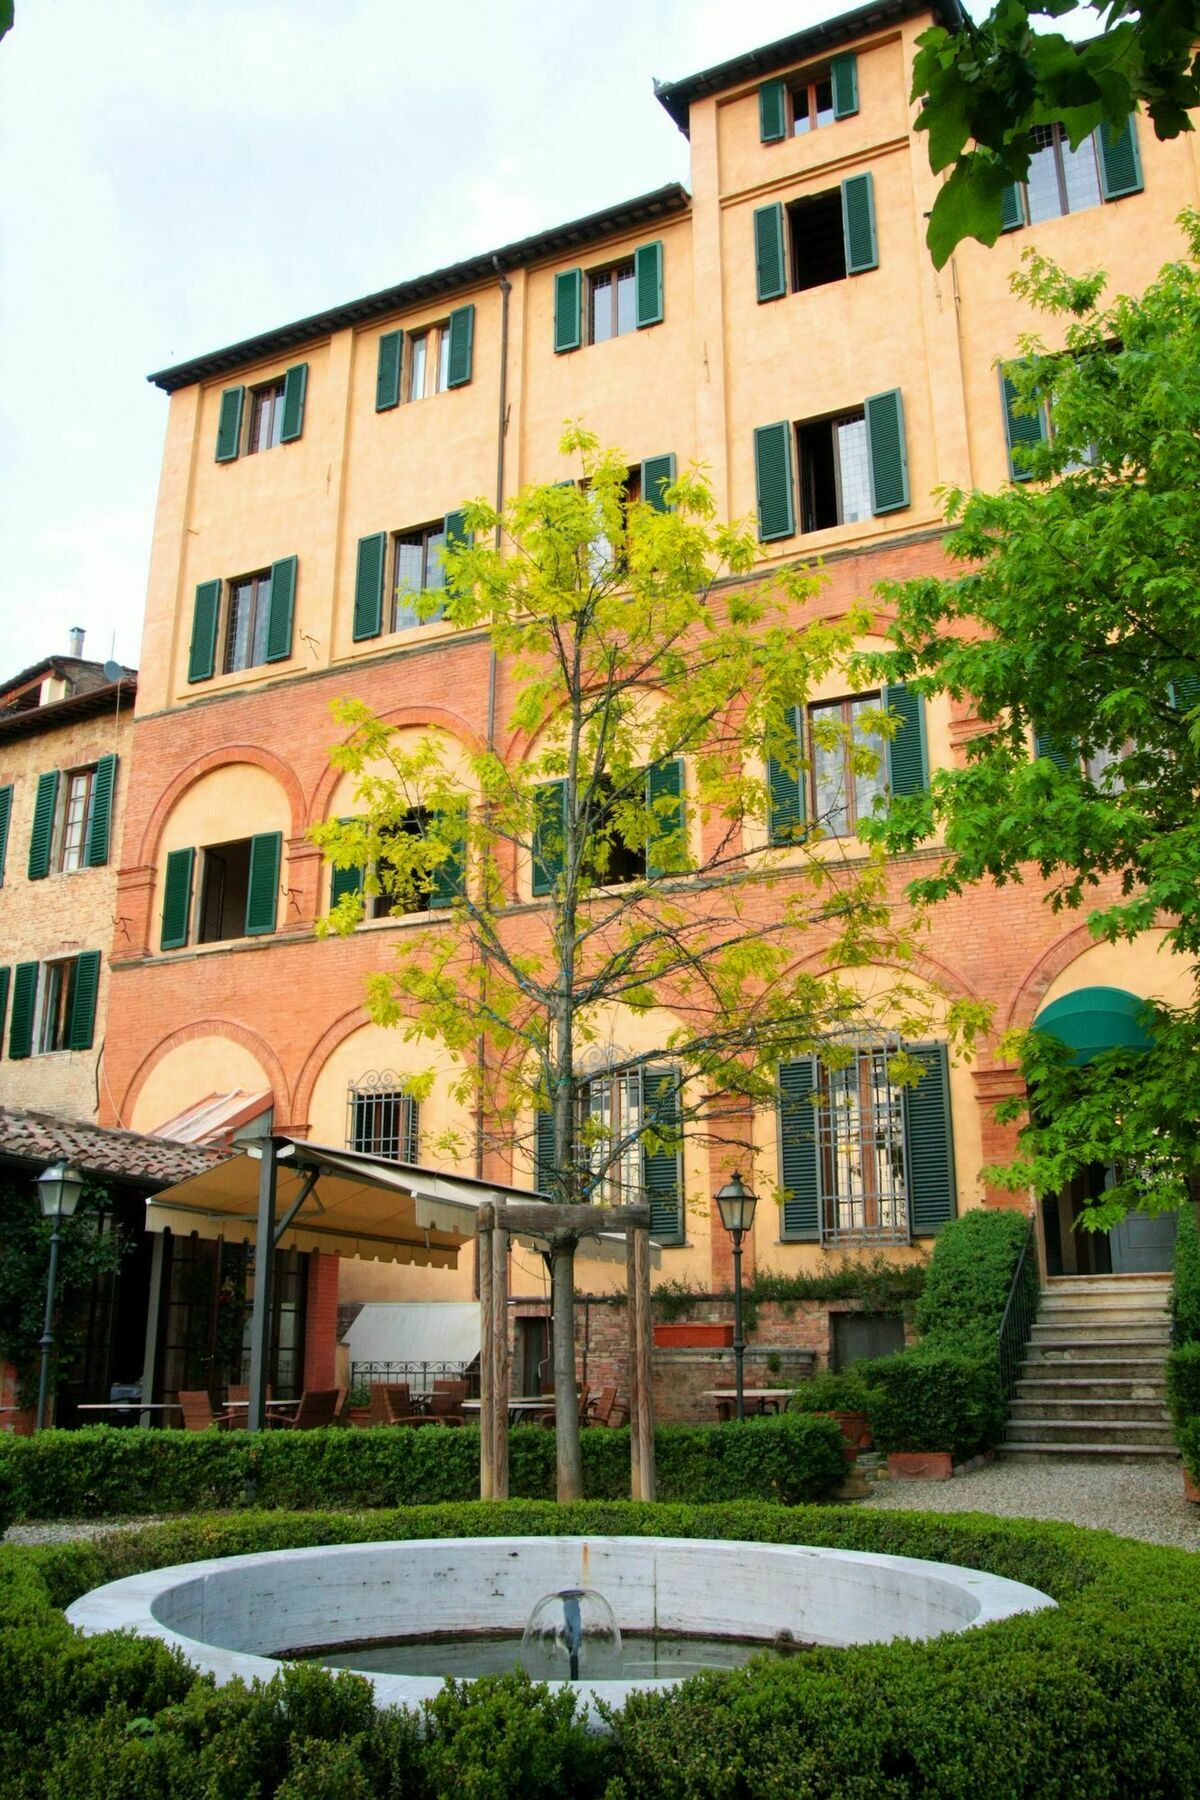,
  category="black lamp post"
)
[35,1160,84,1431]
[715,1172,758,1423]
